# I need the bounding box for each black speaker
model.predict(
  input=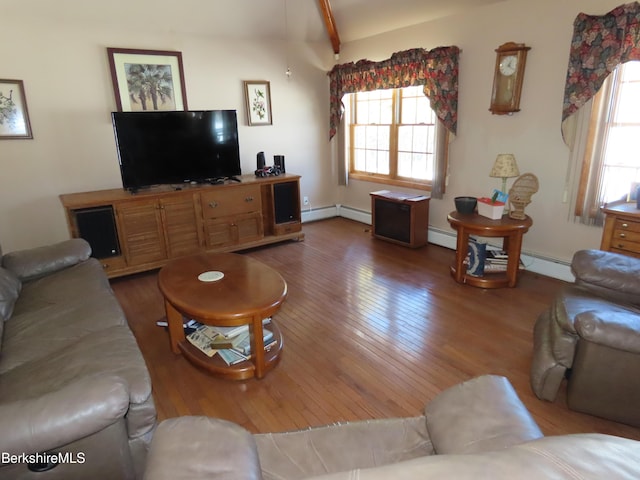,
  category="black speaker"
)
[274,182,298,224]
[256,151,266,169]
[74,206,121,259]
[274,155,285,173]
